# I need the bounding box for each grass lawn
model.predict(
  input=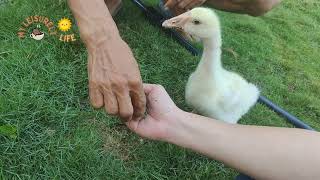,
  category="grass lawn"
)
[1,0,320,179]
